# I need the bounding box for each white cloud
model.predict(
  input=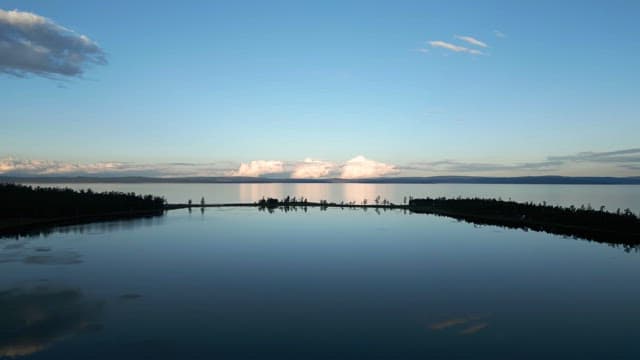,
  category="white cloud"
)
[0,157,234,177]
[291,158,334,179]
[230,160,284,177]
[454,35,487,48]
[340,156,397,179]
[428,40,466,52]
[0,9,106,77]
[0,158,123,174]
[428,40,483,55]
[493,30,506,38]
